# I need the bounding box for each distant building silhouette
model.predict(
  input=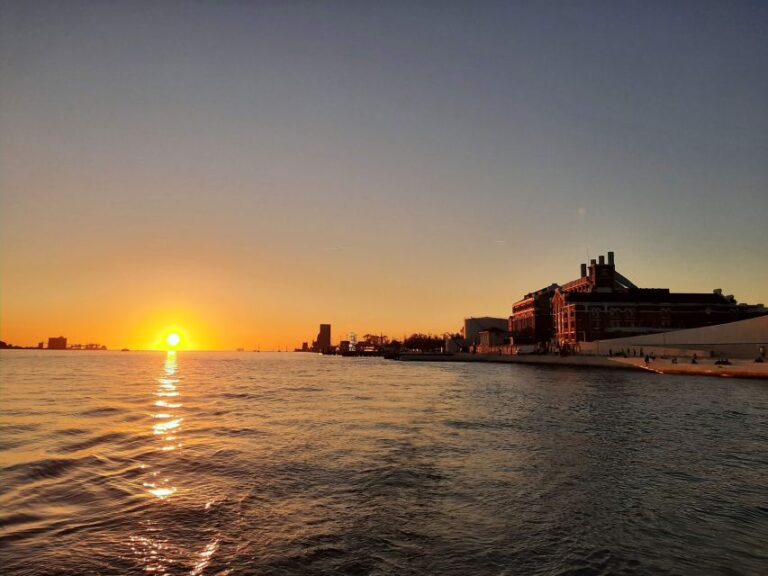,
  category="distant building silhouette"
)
[48,336,67,350]
[312,324,332,353]
[477,327,509,354]
[463,317,508,346]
